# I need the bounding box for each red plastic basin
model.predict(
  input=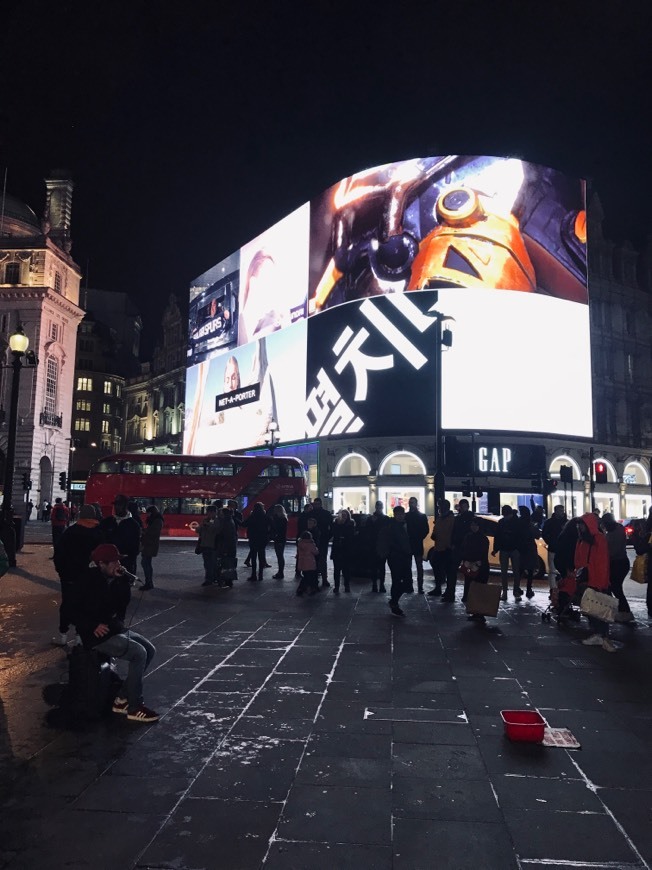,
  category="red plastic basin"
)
[500,709,545,743]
